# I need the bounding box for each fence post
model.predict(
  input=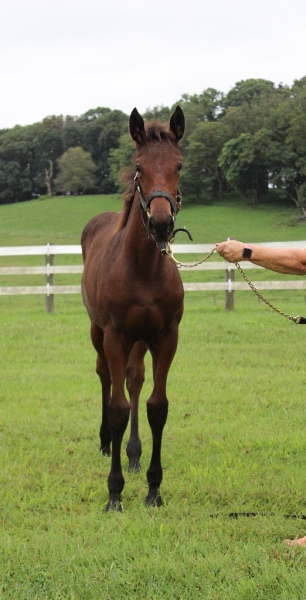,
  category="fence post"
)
[225,238,234,311]
[45,243,54,313]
